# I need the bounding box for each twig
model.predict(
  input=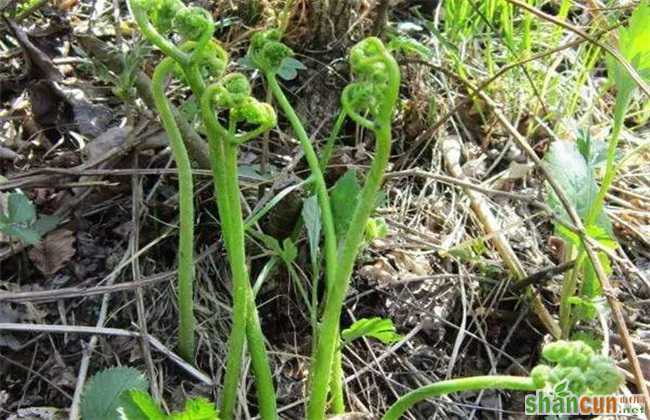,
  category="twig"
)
[0,323,214,385]
[68,248,129,420]
[131,155,160,400]
[0,271,172,303]
[513,260,576,291]
[441,136,560,338]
